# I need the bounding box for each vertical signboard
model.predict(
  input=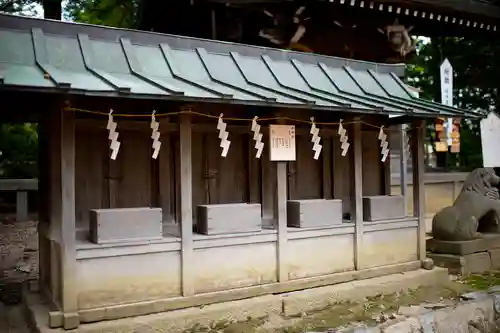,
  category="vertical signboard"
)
[269,125,296,161]
[440,59,459,152]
